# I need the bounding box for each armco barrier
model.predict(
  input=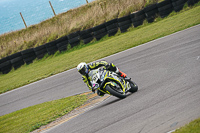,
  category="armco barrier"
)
[0,0,199,75]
